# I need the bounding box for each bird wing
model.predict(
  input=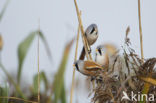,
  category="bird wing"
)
[84,61,103,71]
